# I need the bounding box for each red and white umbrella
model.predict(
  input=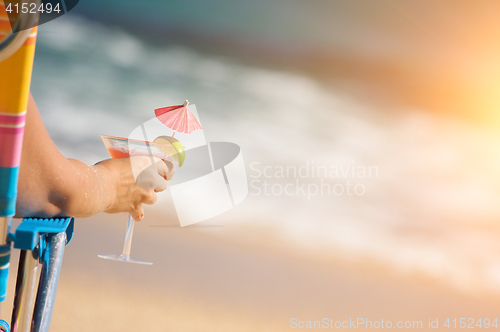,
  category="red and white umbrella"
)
[154,100,202,137]
[154,100,214,171]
